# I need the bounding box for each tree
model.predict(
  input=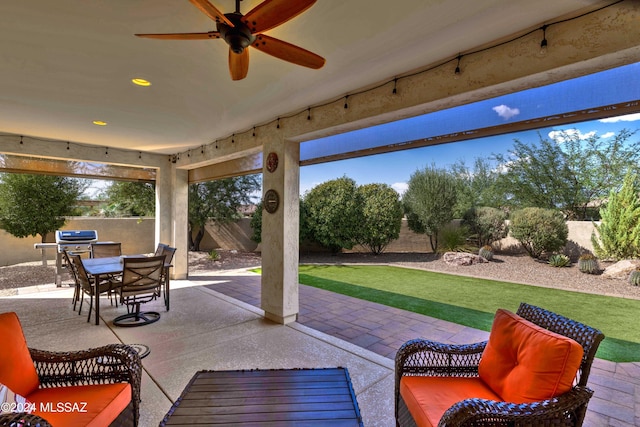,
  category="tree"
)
[304,176,361,253]
[403,165,458,253]
[510,207,568,259]
[0,173,85,242]
[494,129,640,219]
[189,175,261,251]
[592,172,640,260]
[102,181,155,217]
[250,199,313,244]
[450,158,505,216]
[356,183,403,254]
